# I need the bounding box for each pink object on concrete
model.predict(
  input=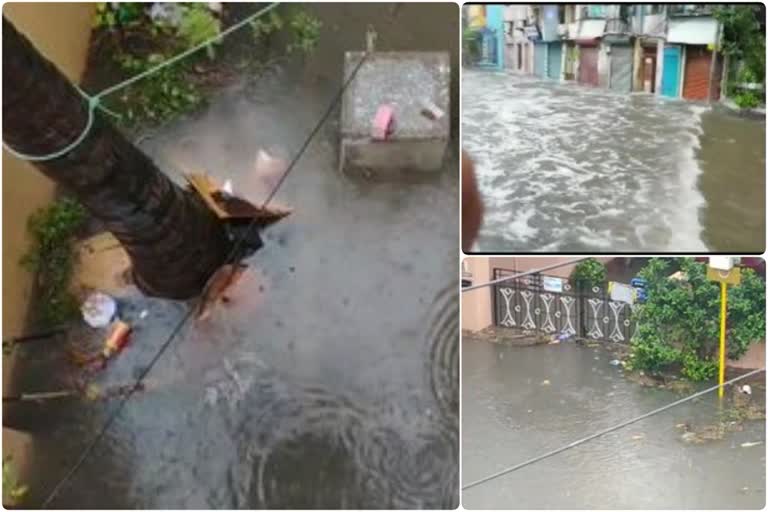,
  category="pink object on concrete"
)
[371,104,395,140]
